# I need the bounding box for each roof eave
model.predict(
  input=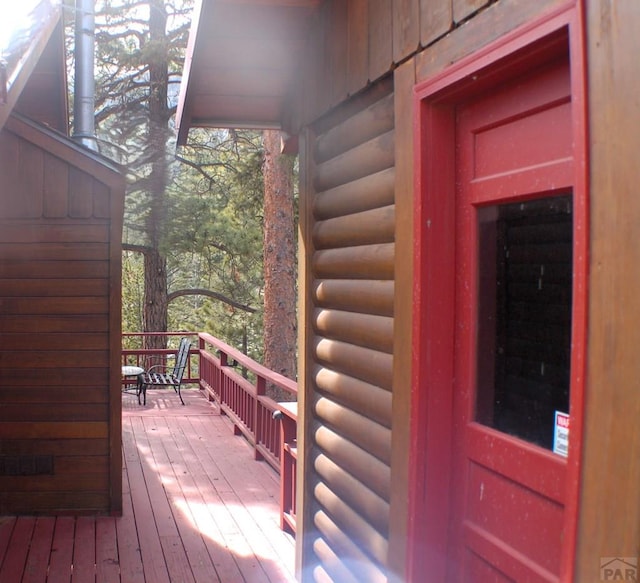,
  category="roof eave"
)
[176,0,320,144]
